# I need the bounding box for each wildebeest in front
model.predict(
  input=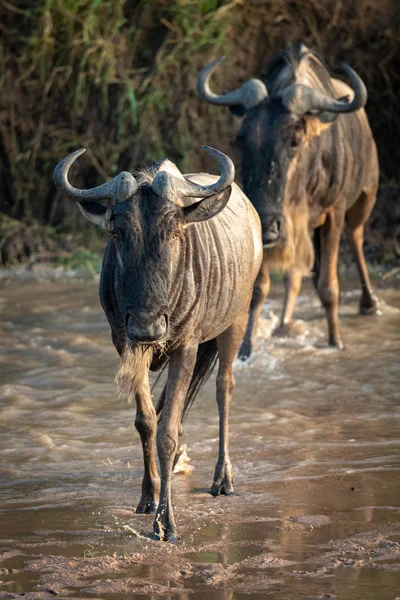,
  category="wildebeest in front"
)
[54,146,262,541]
[198,43,380,356]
